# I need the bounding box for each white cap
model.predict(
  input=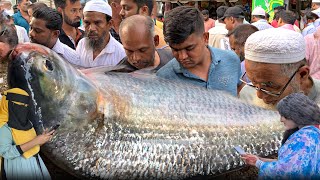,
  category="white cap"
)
[83,0,112,17]
[245,28,305,64]
[312,0,320,3]
[252,6,266,16]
